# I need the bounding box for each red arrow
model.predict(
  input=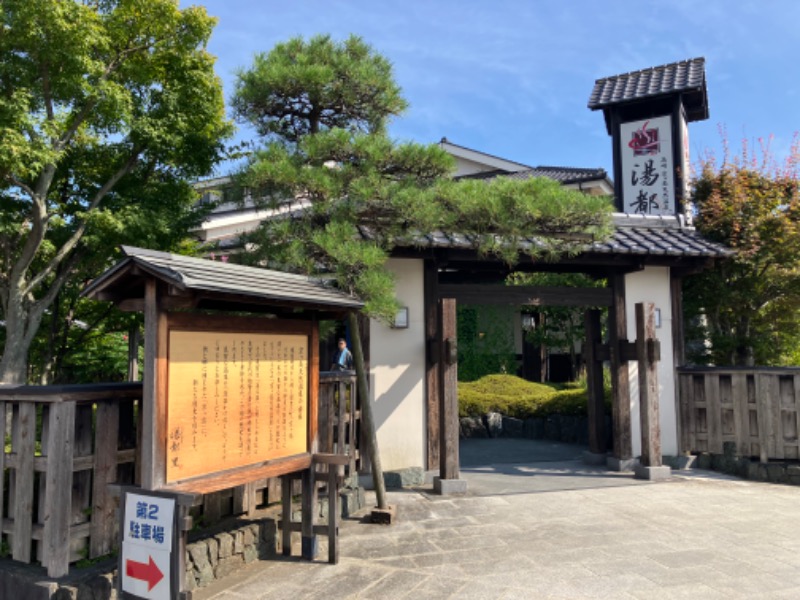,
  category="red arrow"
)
[126,556,164,591]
